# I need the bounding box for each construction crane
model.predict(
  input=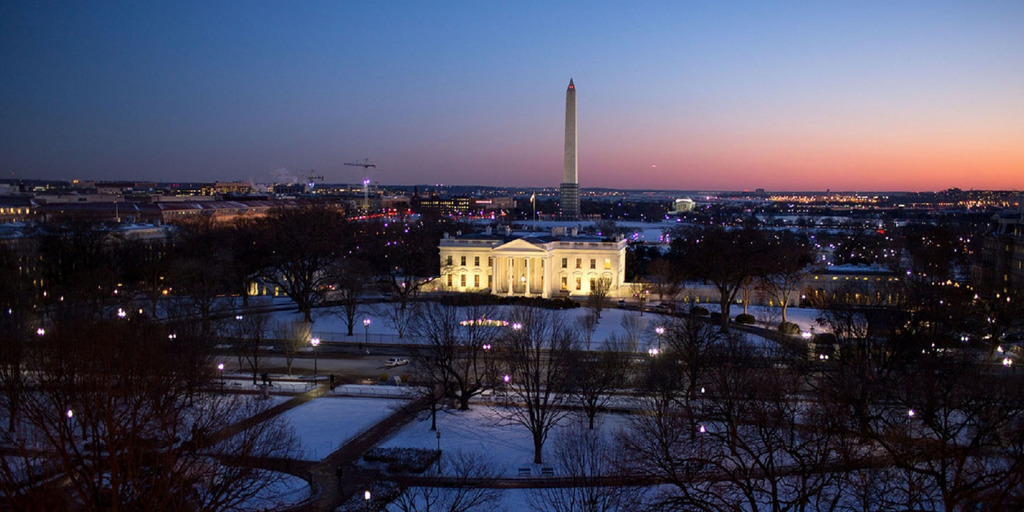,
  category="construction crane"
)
[305,171,324,191]
[344,159,377,211]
